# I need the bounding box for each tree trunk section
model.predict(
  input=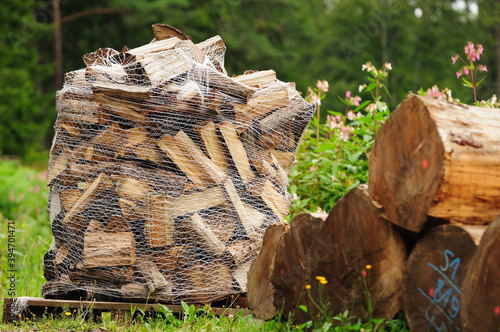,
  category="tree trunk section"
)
[247,223,288,320]
[270,212,327,318]
[403,224,485,332]
[461,217,500,332]
[298,185,406,323]
[369,94,500,232]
